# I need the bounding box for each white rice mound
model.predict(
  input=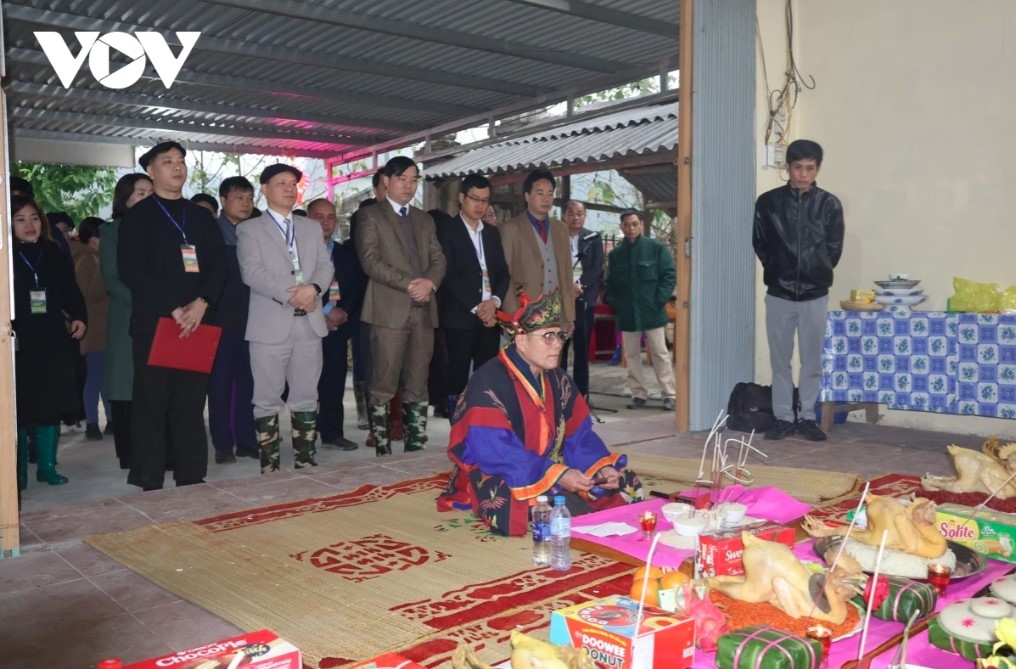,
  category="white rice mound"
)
[841,538,957,579]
